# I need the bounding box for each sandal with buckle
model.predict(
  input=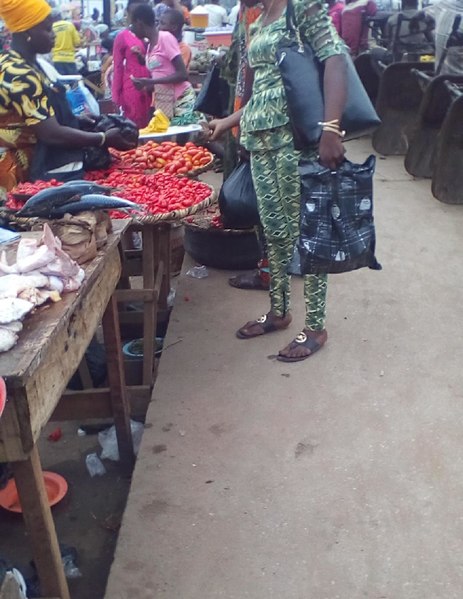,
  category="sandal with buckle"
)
[277,330,327,362]
[236,313,290,339]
